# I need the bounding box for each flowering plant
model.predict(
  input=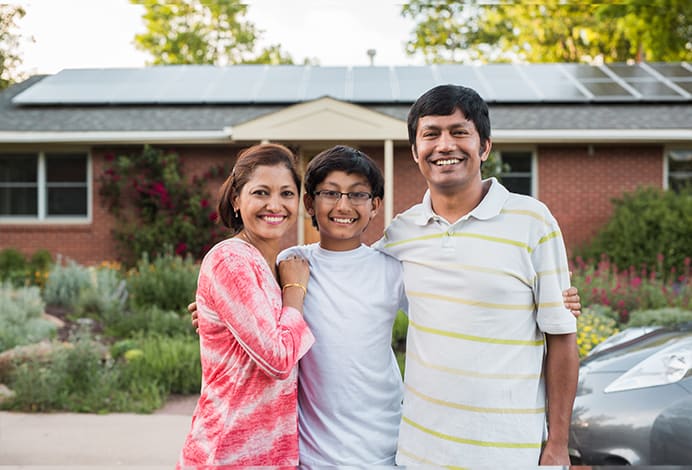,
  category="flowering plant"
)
[98,145,227,265]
